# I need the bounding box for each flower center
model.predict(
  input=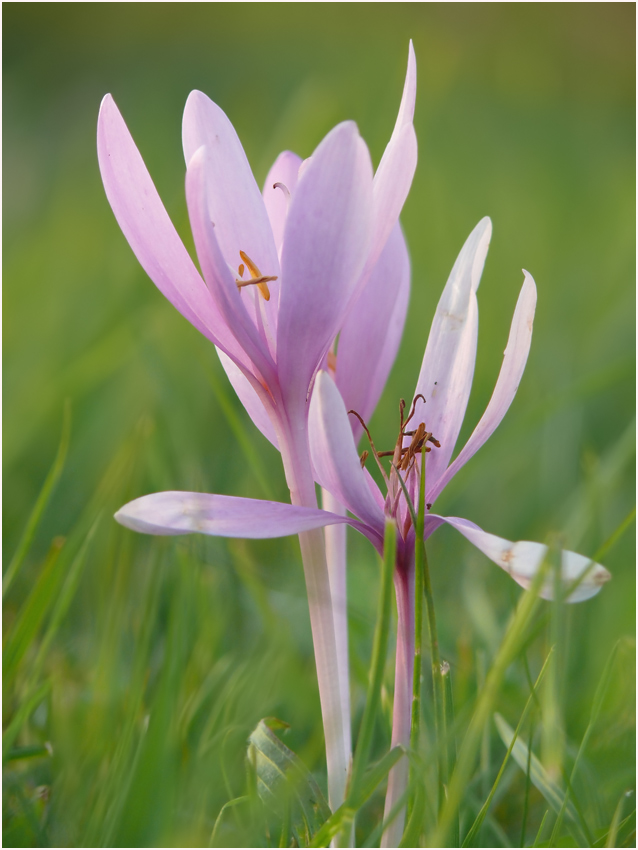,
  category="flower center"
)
[235,250,277,301]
